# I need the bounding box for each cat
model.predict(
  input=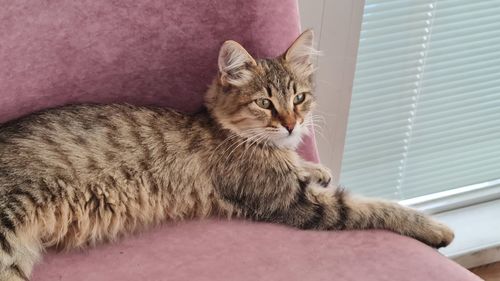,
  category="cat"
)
[0,30,453,281]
